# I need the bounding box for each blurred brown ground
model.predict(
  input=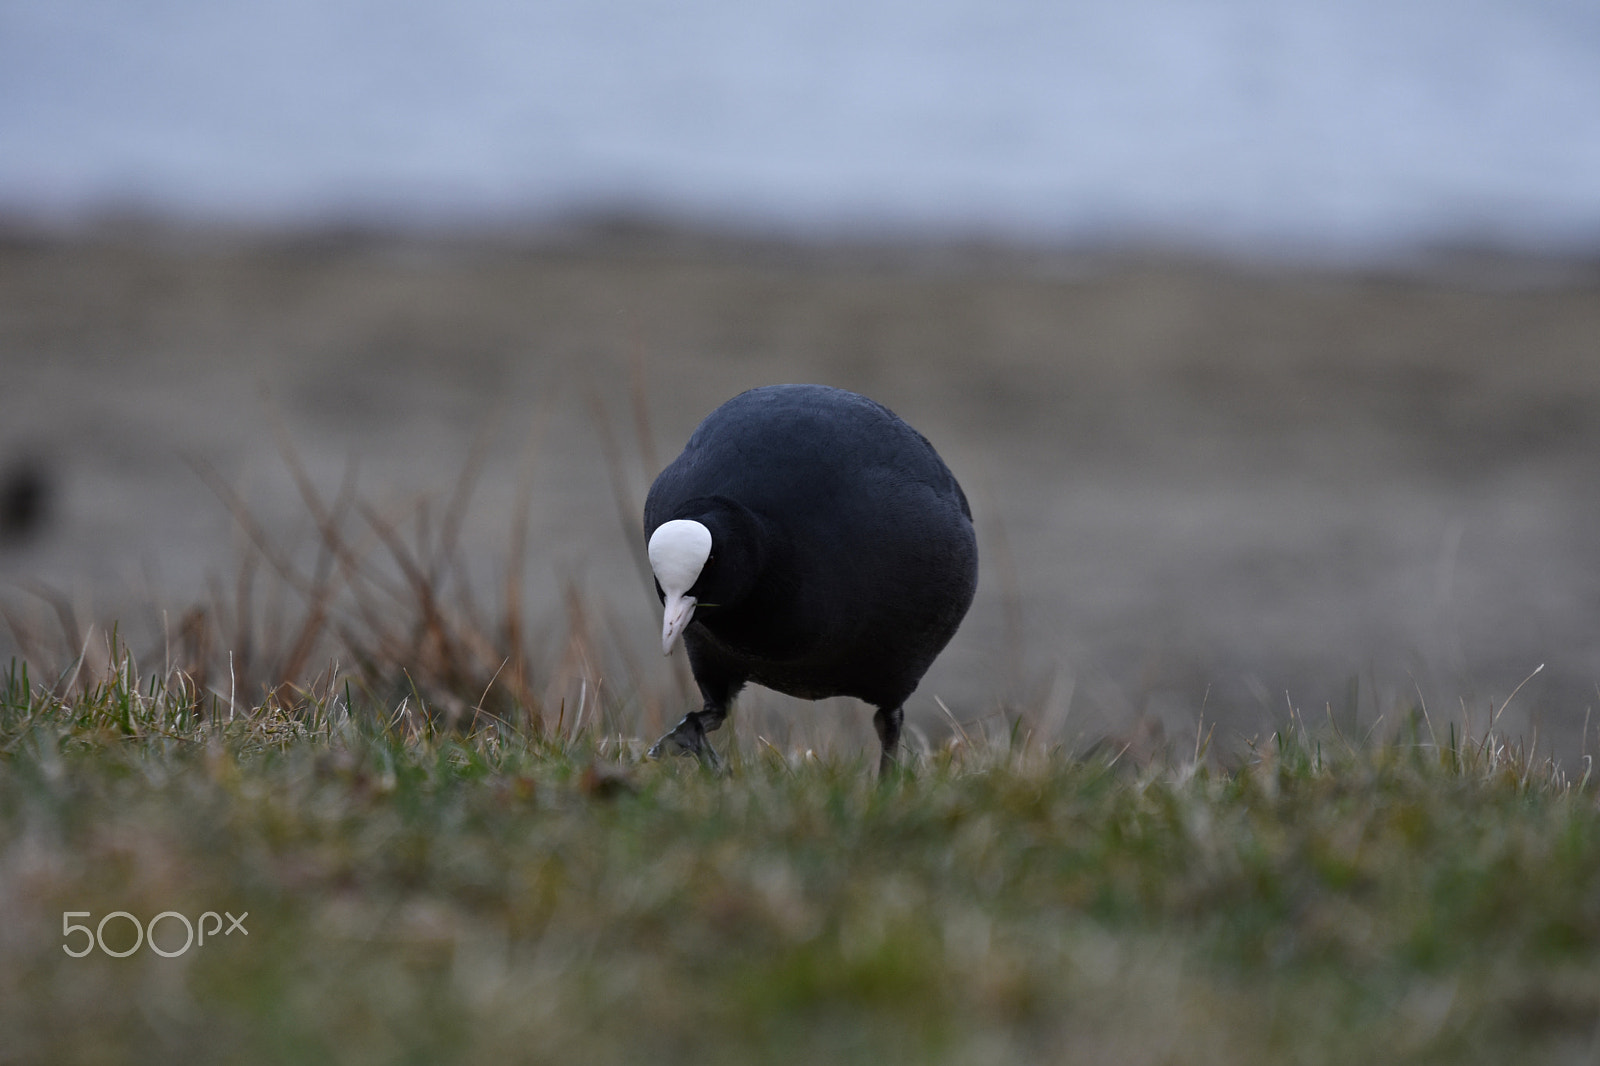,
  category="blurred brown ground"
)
[3,223,1599,759]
